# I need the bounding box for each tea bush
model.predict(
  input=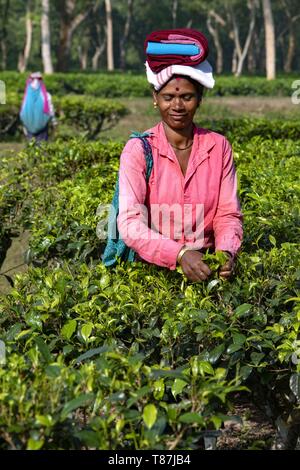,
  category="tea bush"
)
[24,134,300,264]
[0,118,300,449]
[1,71,297,97]
[1,261,247,450]
[0,94,127,140]
[57,96,127,140]
[199,118,300,142]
